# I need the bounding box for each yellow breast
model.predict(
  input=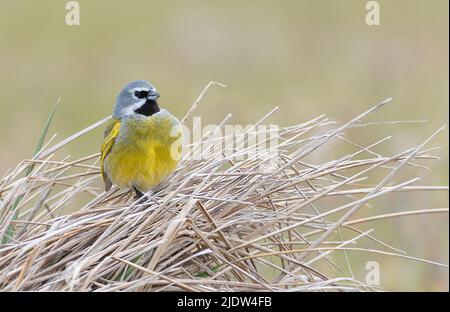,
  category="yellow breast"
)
[103,112,182,192]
